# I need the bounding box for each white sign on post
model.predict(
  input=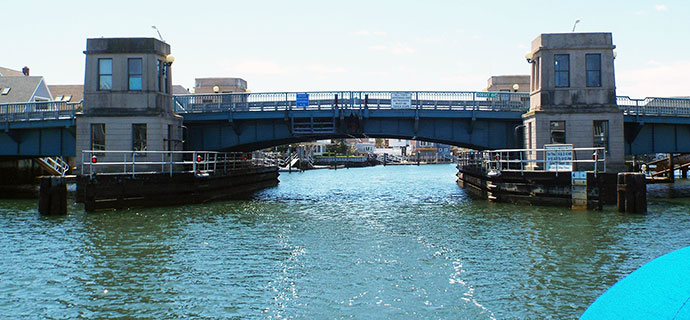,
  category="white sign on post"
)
[391,92,412,109]
[544,144,573,171]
